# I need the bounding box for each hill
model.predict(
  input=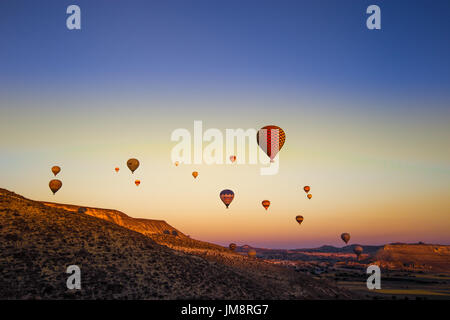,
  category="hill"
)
[235,244,382,262]
[42,202,186,238]
[0,188,352,299]
[42,201,236,254]
[299,245,382,254]
[373,244,450,272]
